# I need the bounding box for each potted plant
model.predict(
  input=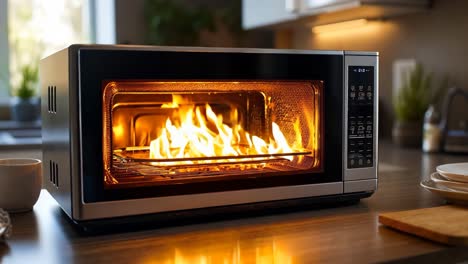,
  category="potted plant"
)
[10,64,40,122]
[392,64,444,147]
[145,0,216,46]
